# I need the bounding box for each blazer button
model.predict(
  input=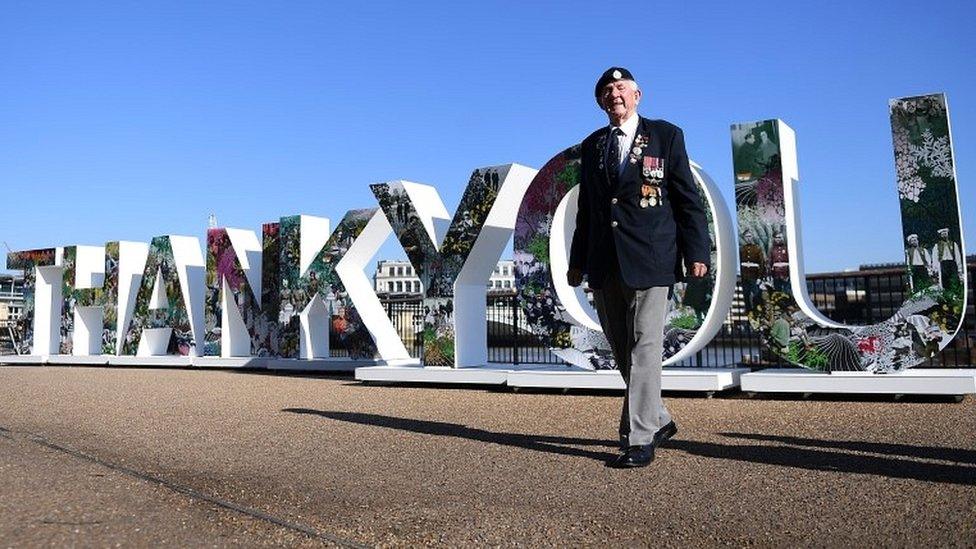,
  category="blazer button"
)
[611,221,618,228]
[611,198,618,205]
